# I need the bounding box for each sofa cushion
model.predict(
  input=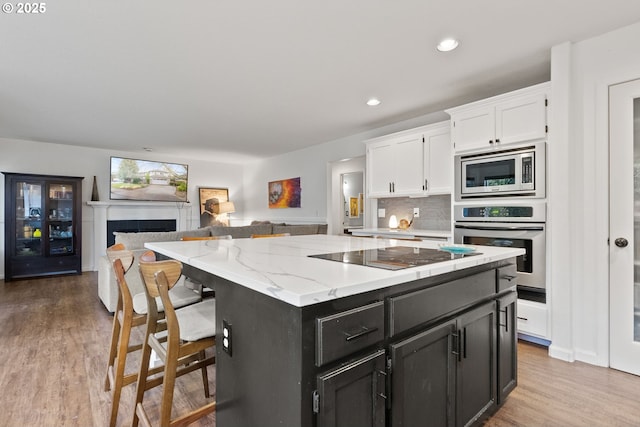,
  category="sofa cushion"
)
[208,224,273,239]
[113,229,210,250]
[273,224,319,236]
